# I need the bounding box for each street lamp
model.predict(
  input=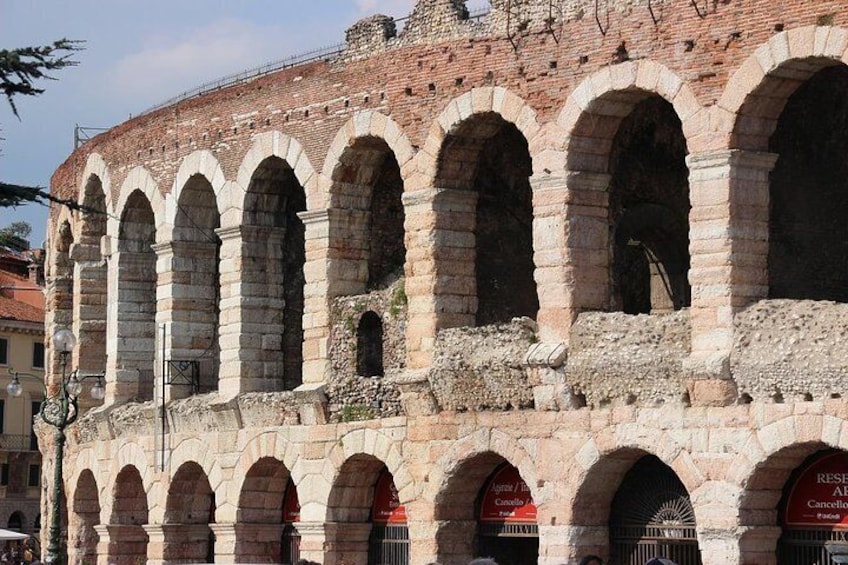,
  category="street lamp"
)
[6,328,105,565]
